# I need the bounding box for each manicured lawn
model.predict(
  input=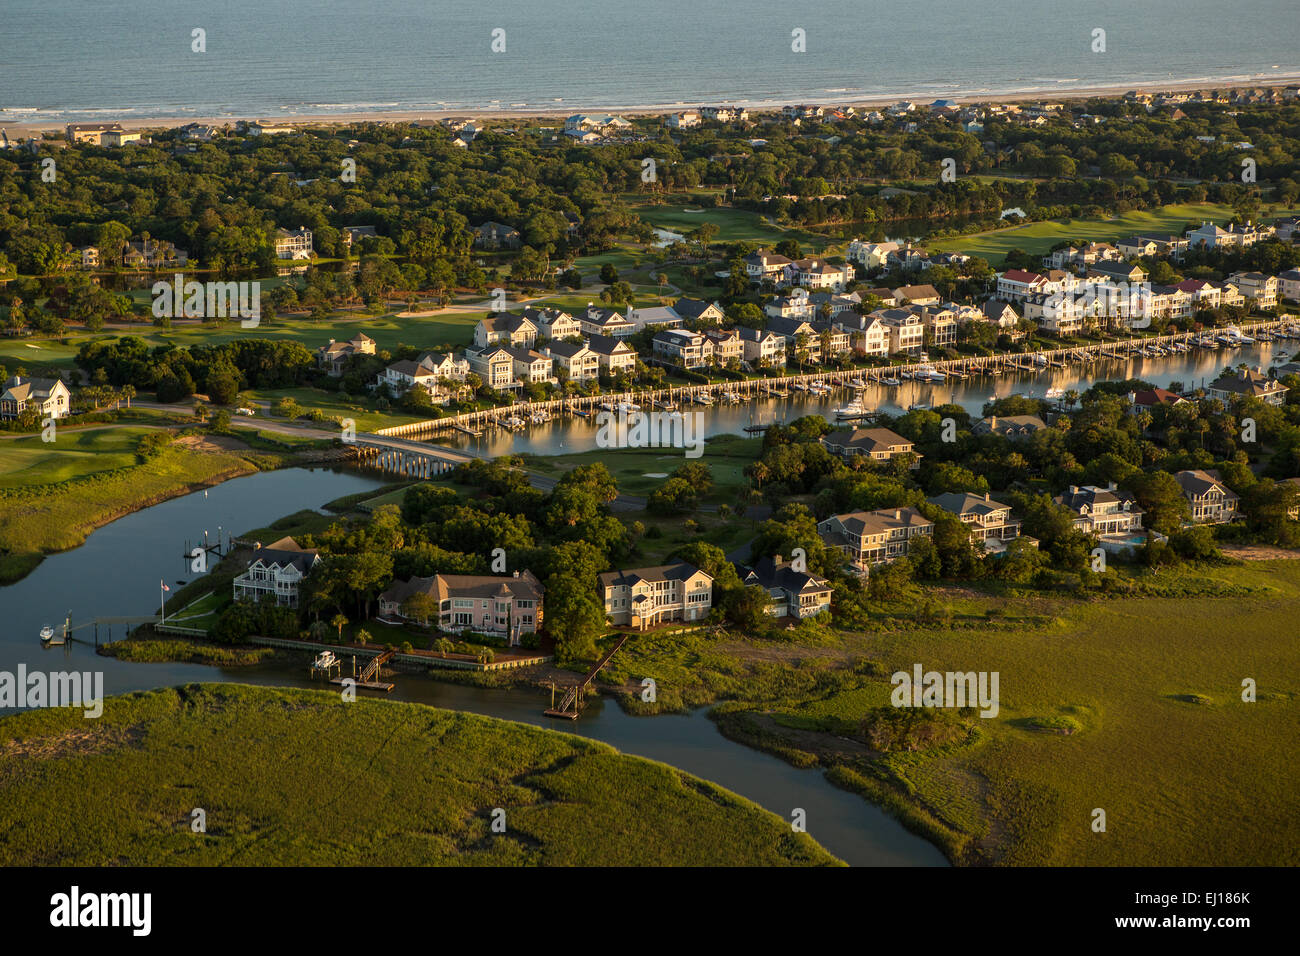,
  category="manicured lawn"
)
[0,426,154,487]
[0,684,840,866]
[520,433,760,502]
[626,195,827,249]
[928,203,1300,263]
